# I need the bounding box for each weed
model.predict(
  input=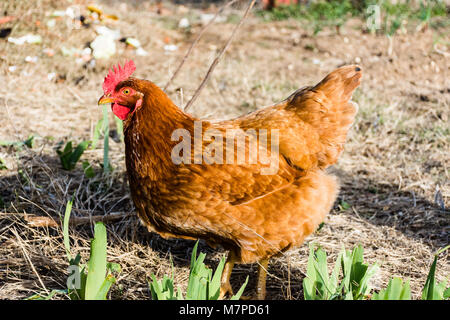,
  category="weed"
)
[82,160,95,178]
[304,244,449,300]
[303,244,378,300]
[92,105,118,173]
[149,241,248,300]
[0,135,35,150]
[26,199,121,300]
[421,245,450,300]
[56,140,90,171]
[0,158,7,170]
[372,277,412,300]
